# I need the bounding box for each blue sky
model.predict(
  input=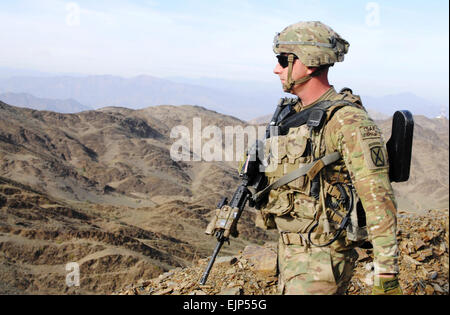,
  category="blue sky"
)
[0,0,448,105]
